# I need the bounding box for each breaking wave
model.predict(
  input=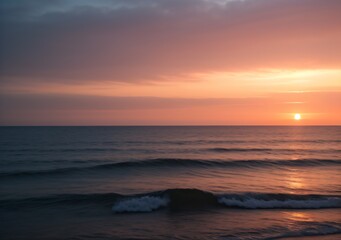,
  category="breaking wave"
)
[2,189,340,213]
[218,193,341,209]
[112,196,169,213]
